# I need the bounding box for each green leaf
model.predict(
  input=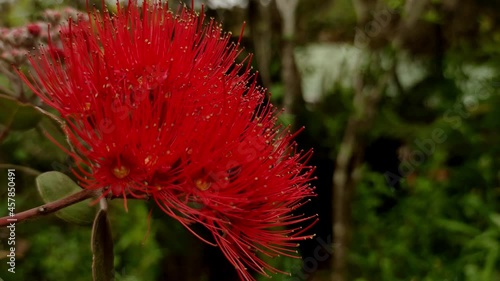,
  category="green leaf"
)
[435,218,481,236]
[490,213,500,229]
[0,95,42,131]
[36,171,96,225]
[422,9,442,24]
[92,209,114,281]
